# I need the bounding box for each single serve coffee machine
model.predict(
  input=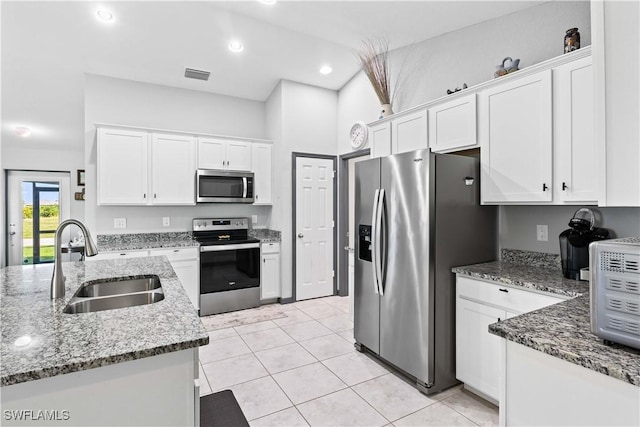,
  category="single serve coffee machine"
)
[559,208,610,280]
